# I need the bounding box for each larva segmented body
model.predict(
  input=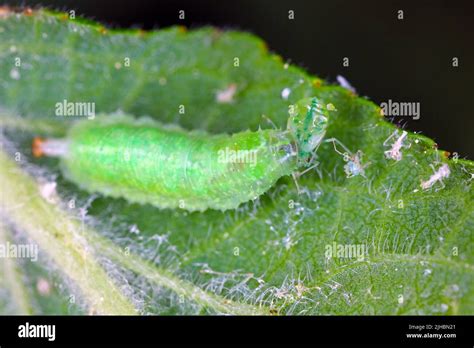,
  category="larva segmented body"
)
[36,98,331,211]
